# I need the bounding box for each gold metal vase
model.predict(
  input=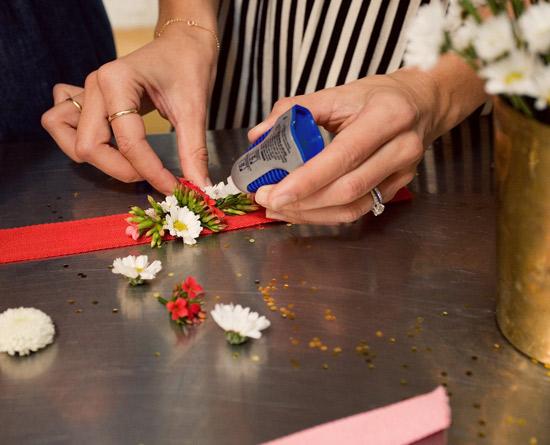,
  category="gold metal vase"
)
[494,98,550,364]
